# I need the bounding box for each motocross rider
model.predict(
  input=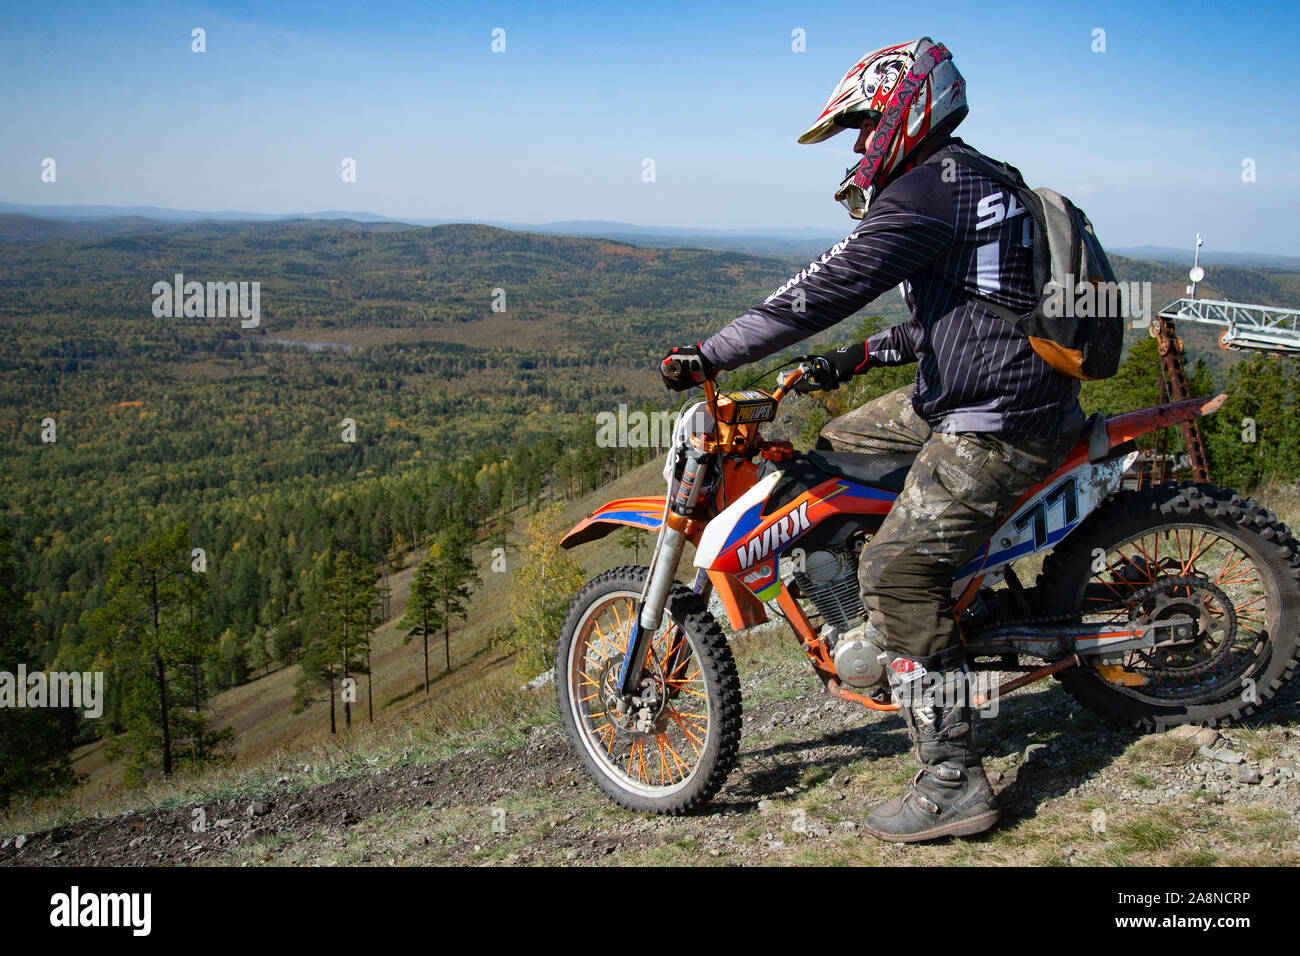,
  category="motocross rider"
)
[660,38,1084,843]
